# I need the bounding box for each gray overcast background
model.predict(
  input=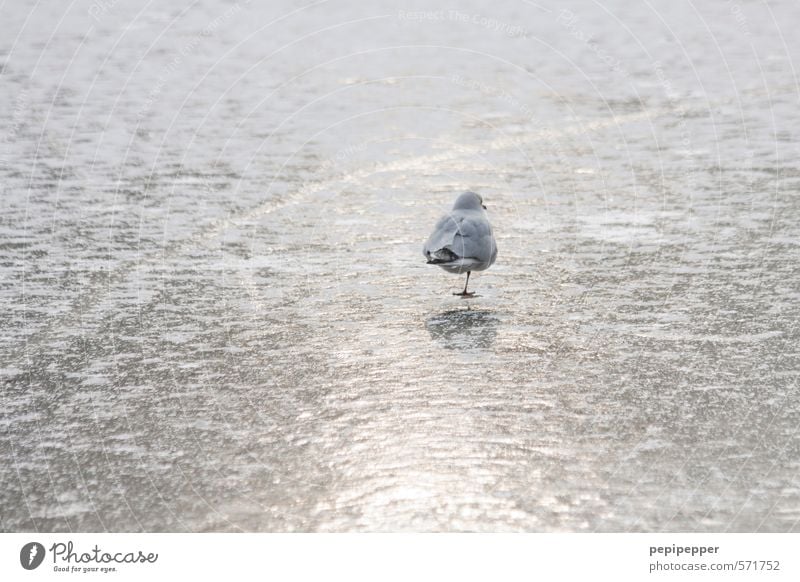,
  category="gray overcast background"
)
[1,0,799,532]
